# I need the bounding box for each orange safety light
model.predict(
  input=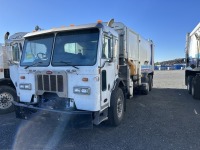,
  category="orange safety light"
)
[70,24,75,27]
[97,20,102,23]
[82,78,88,82]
